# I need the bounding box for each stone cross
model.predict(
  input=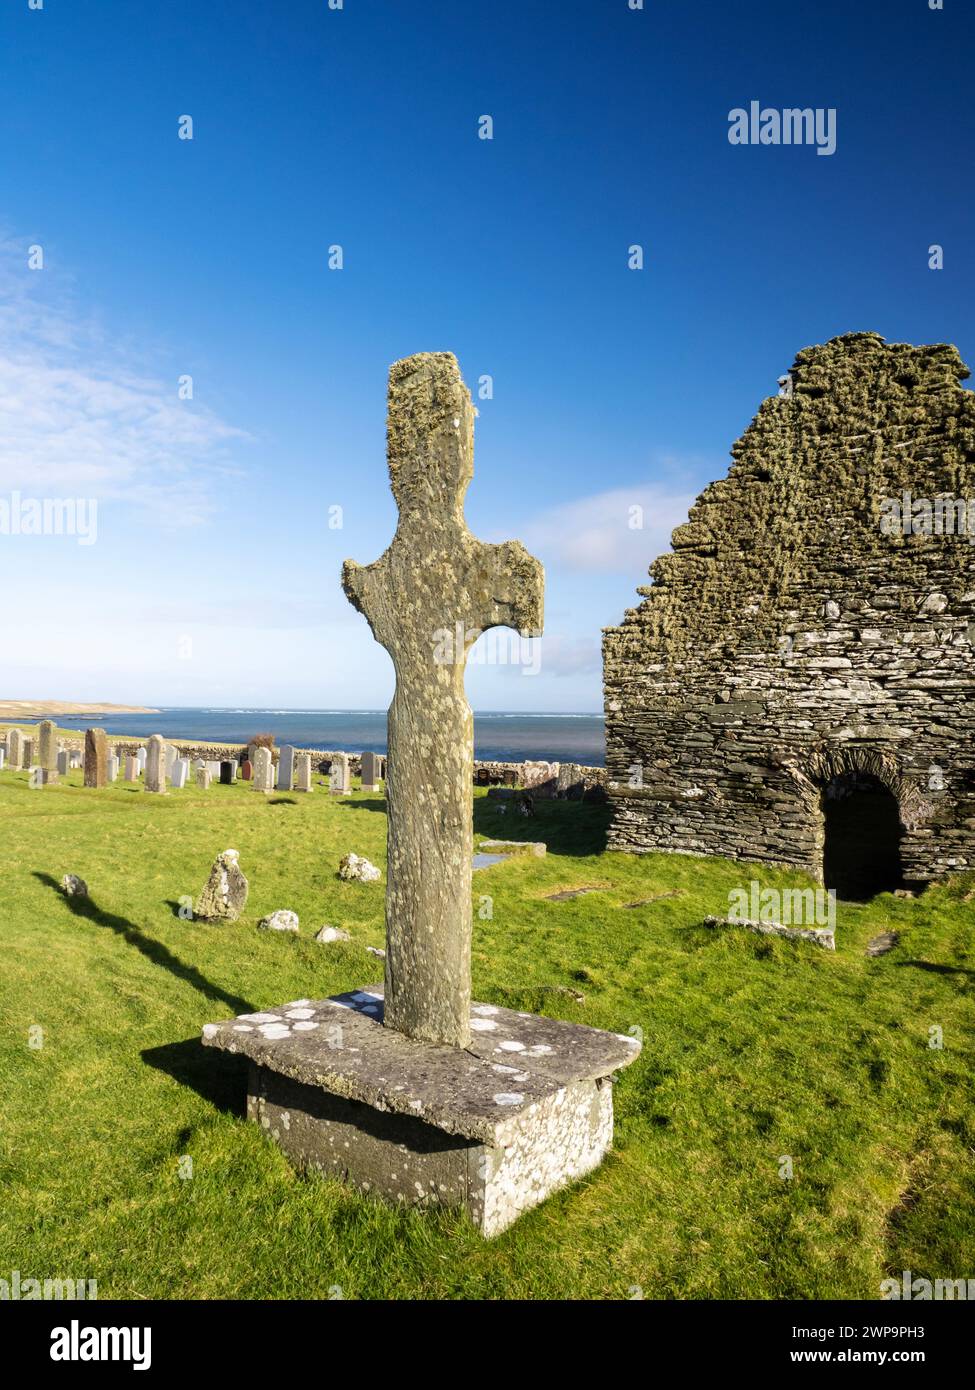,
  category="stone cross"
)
[343,352,543,1048]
